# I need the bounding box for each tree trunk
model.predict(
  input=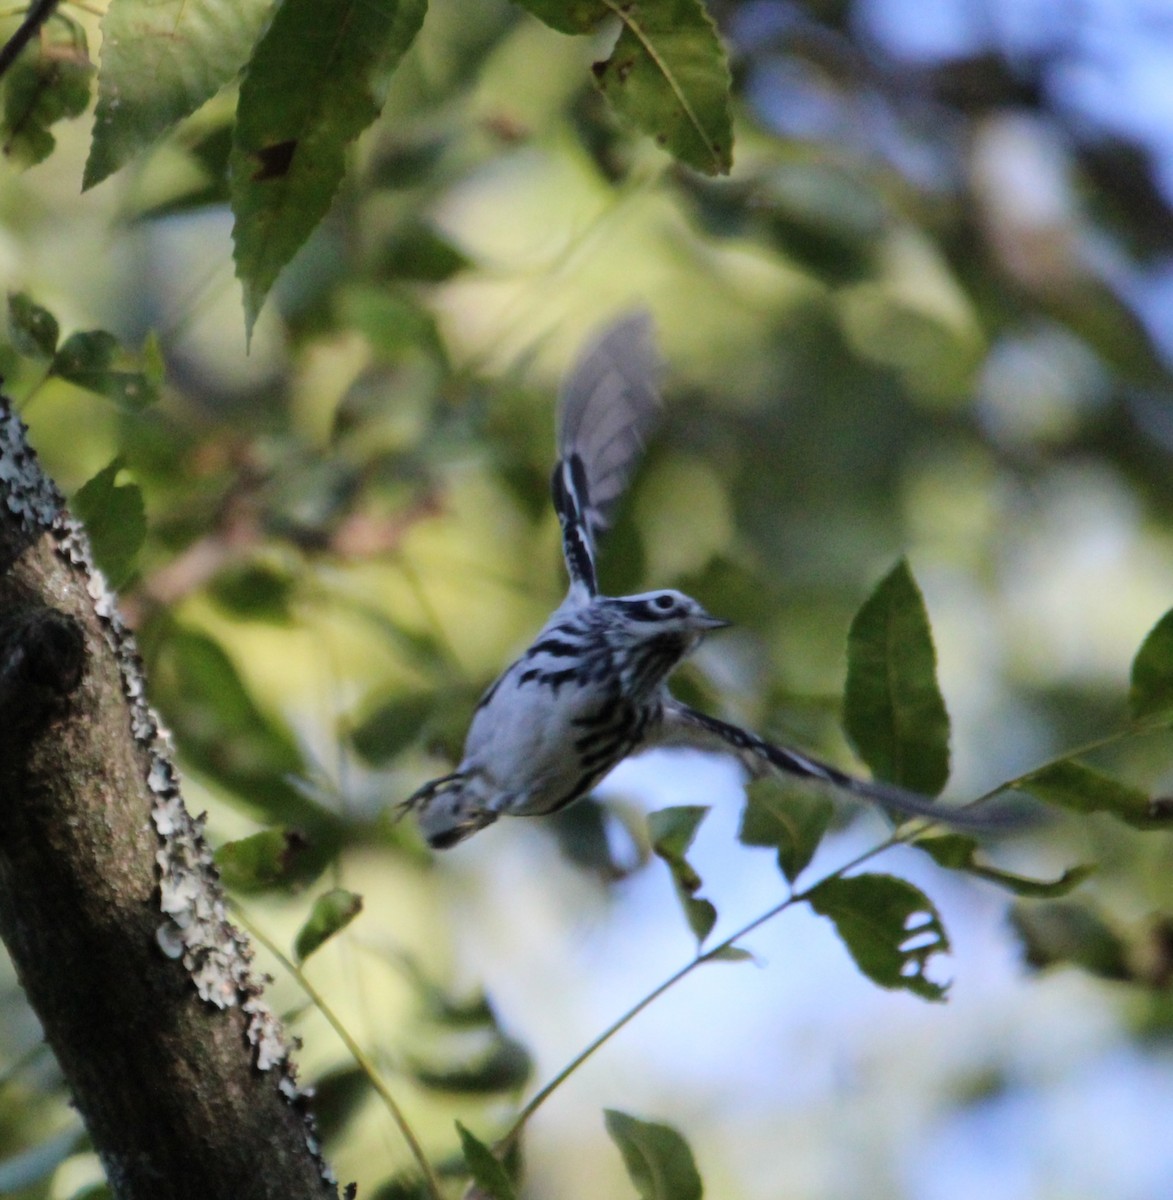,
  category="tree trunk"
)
[0,399,341,1199]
